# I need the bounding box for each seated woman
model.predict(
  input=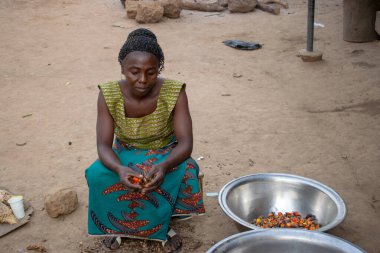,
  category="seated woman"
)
[85,28,205,252]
